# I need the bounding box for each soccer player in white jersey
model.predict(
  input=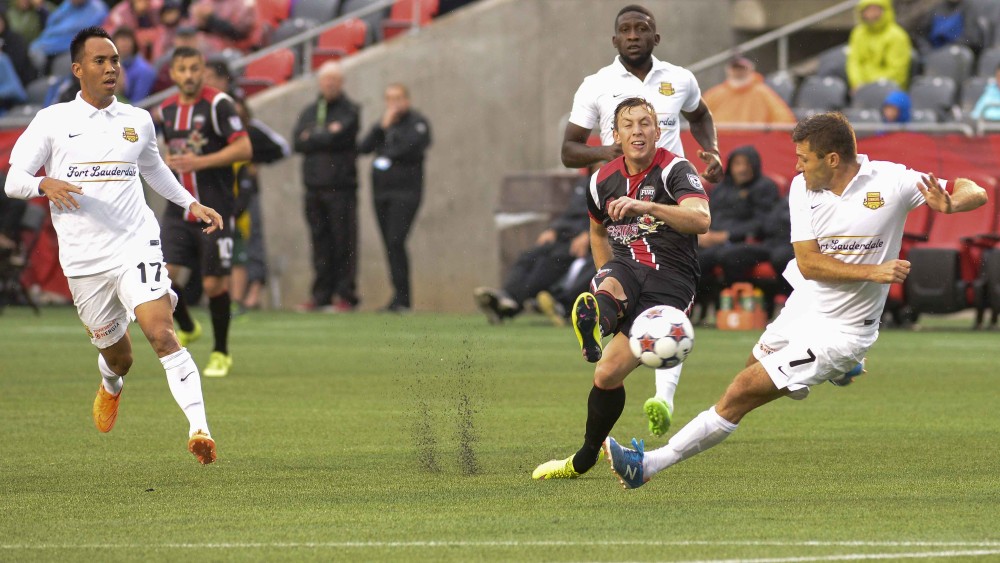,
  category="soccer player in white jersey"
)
[3,27,225,464]
[603,112,989,489]
[561,4,725,438]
